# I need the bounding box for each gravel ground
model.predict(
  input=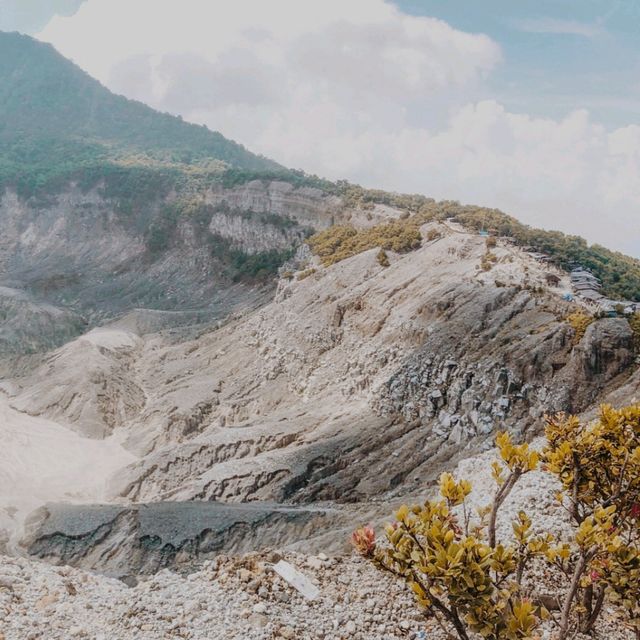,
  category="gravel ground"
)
[0,547,634,640]
[0,551,425,640]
